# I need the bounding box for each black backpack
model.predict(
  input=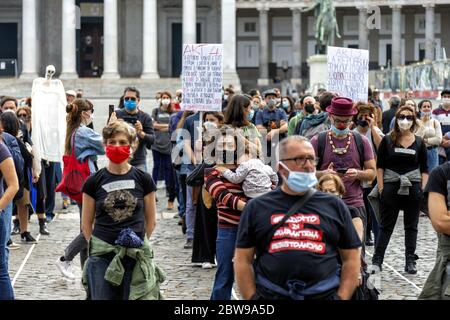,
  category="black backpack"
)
[316,131,365,170]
